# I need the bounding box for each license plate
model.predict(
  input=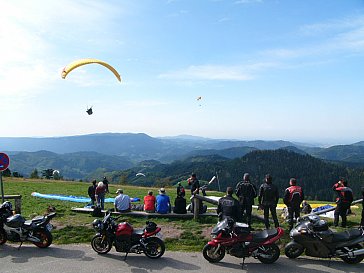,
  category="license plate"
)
[46,223,53,231]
